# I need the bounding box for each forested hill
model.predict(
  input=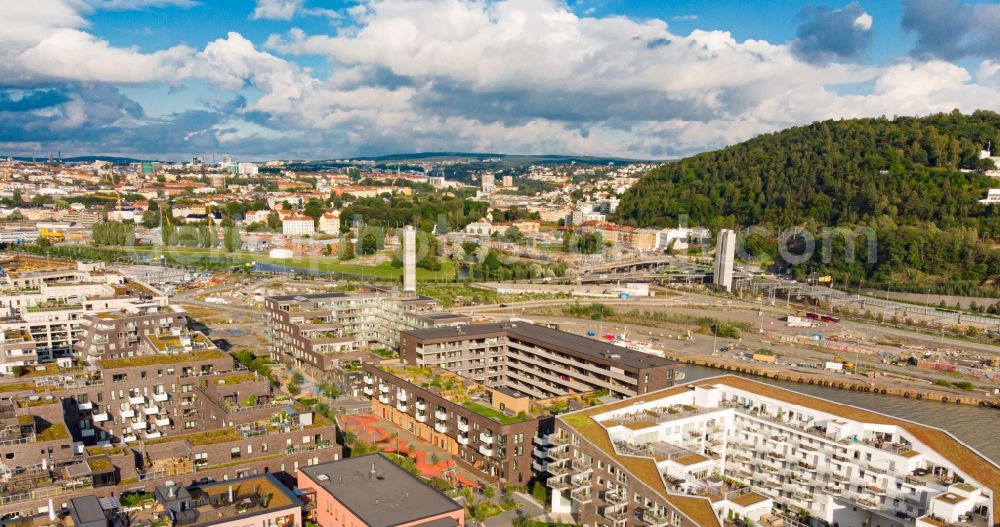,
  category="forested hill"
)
[616,111,1000,294]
